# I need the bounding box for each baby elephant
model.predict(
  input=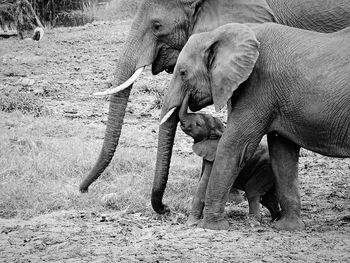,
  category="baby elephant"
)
[179,94,280,224]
